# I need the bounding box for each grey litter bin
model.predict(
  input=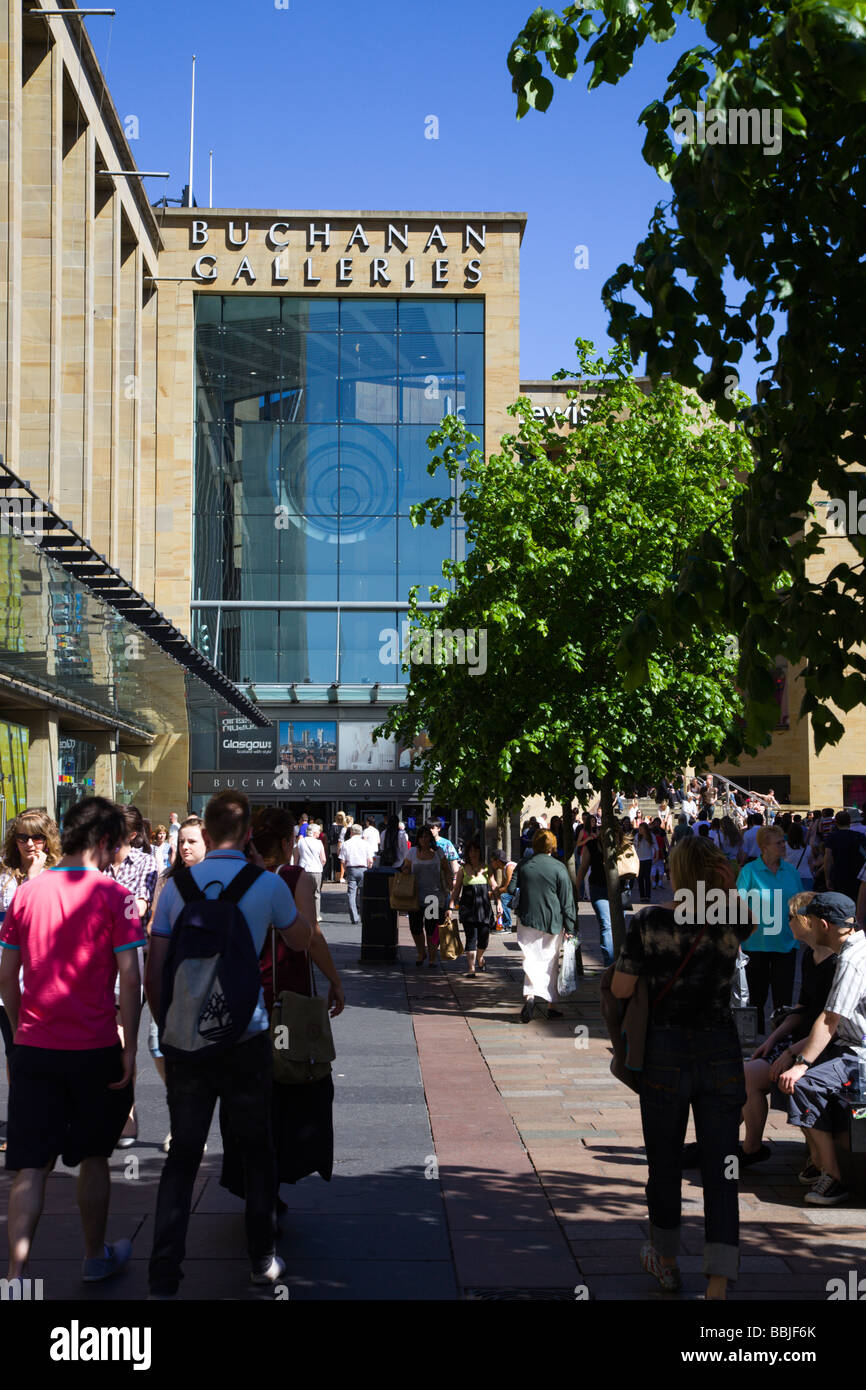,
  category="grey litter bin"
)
[360,867,398,962]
